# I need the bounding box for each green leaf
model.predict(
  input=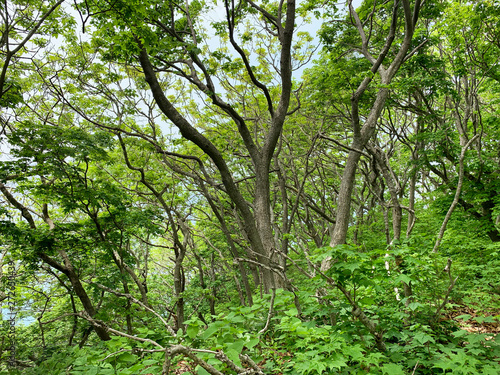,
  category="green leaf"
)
[473,316,496,323]
[433,358,455,372]
[413,331,435,345]
[118,352,137,363]
[73,366,99,375]
[381,363,405,375]
[225,348,242,366]
[344,345,364,361]
[285,307,299,316]
[187,324,200,339]
[227,340,245,355]
[73,355,88,366]
[482,365,500,375]
[407,302,422,311]
[328,354,347,370]
[452,330,468,338]
[141,366,161,374]
[196,365,212,375]
[246,337,259,350]
[359,296,376,305]
[200,325,220,340]
[99,369,117,375]
[394,274,413,284]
